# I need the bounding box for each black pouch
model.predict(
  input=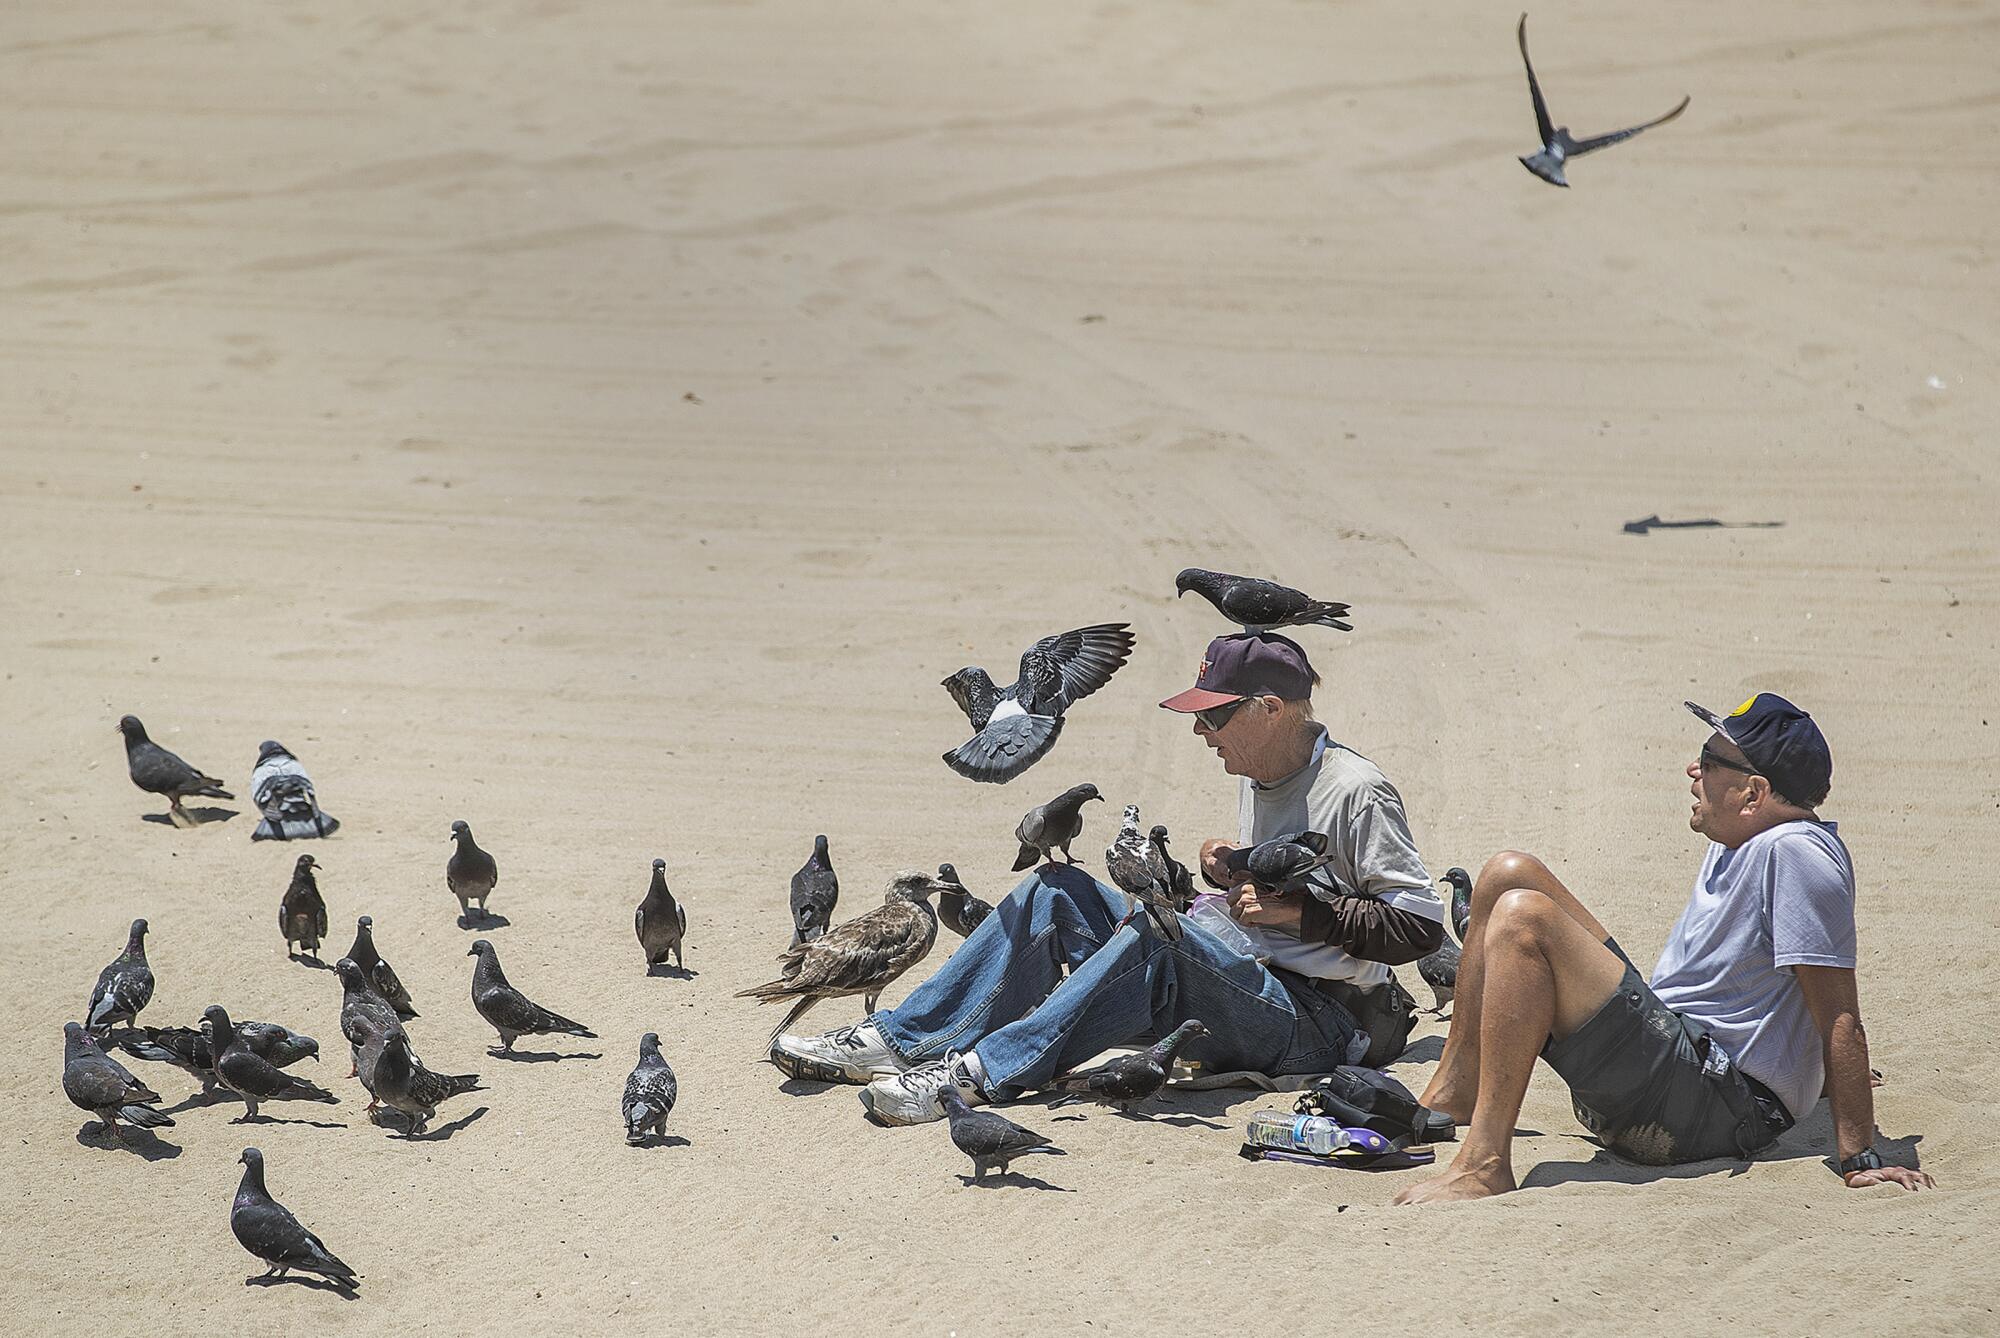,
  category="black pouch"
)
[1295,1066,1455,1144]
